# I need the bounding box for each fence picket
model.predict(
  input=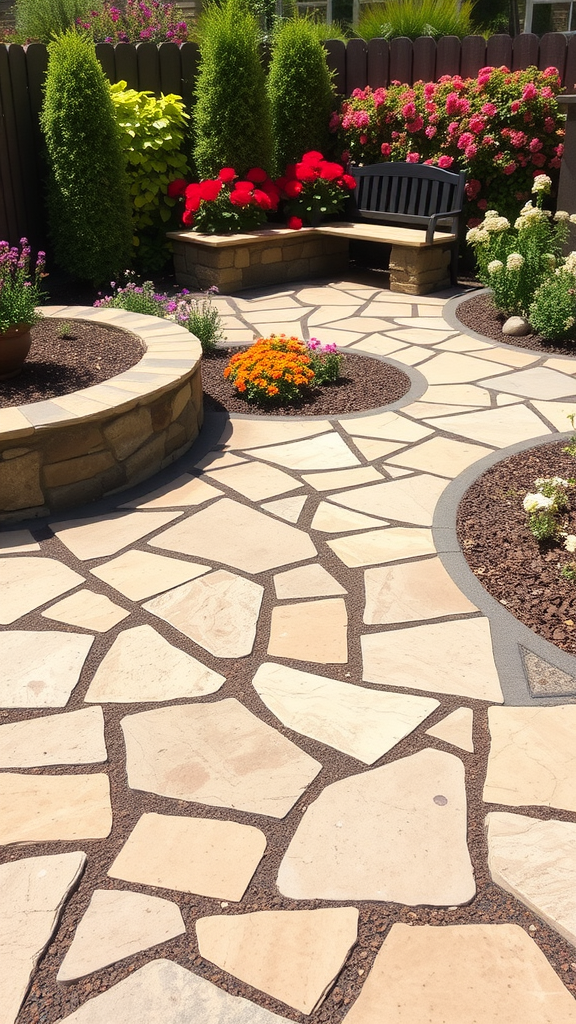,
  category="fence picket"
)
[367,37,388,89]
[486,33,513,68]
[346,37,368,94]
[0,45,26,242]
[512,32,538,70]
[324,39,346,95]
[436,36,462,79]
[412,36,436,84]
[539,32,567,80]
[95,42,116,84]
[389,36,412,85]
[460,35,487,78]
[114,41,139,89]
